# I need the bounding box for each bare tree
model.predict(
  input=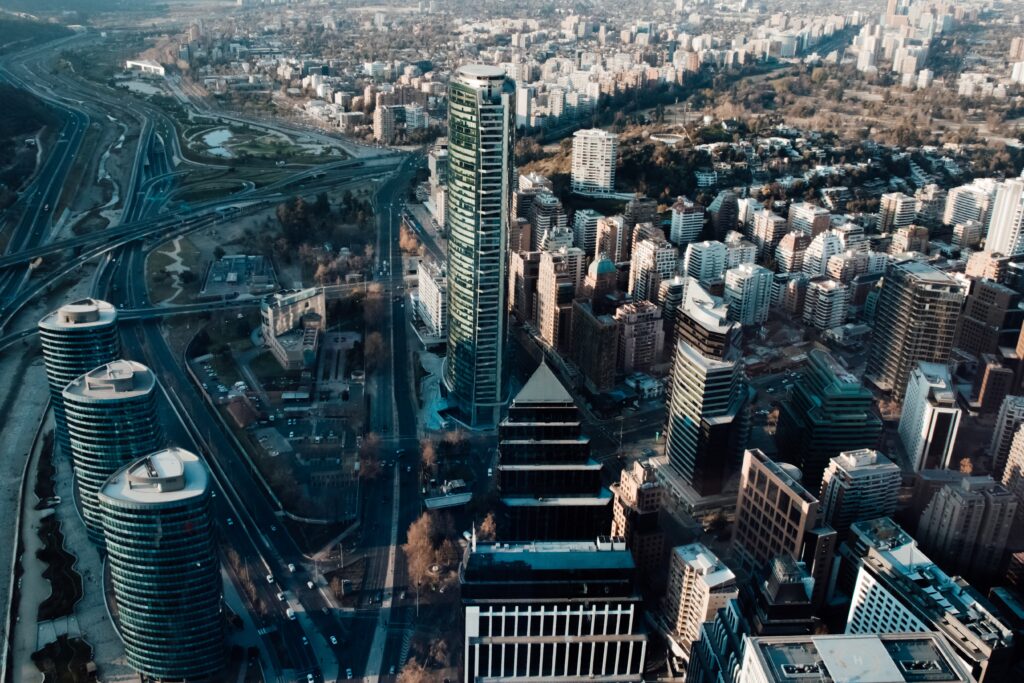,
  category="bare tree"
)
[403,512,438,587]
[398,660,431,683]
[359,432,382,480]
[959,457,974,475]
[420,438,437,474]
[364,331,385,373]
